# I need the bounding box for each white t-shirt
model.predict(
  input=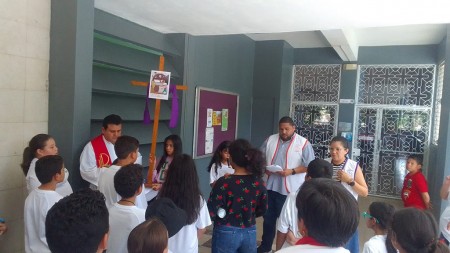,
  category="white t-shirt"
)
[440,189,450,241]
[277,190,301,249]
[26,158,73,197]
[97,164,147,210]
[79,136,142,187]
[107,203,146,253]
[209,163,234,184]
[362,235,387,253]
[277,244,350,253]
[24,189,63,253]
[168,198,212,253]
